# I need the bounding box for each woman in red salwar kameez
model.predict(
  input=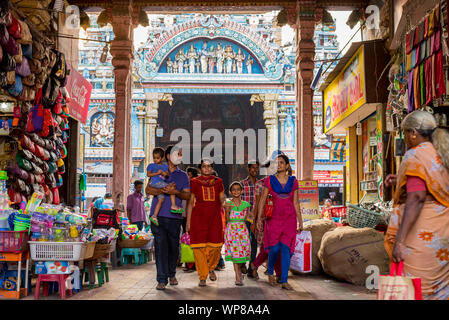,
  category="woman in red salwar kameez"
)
[186,159,227,287]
